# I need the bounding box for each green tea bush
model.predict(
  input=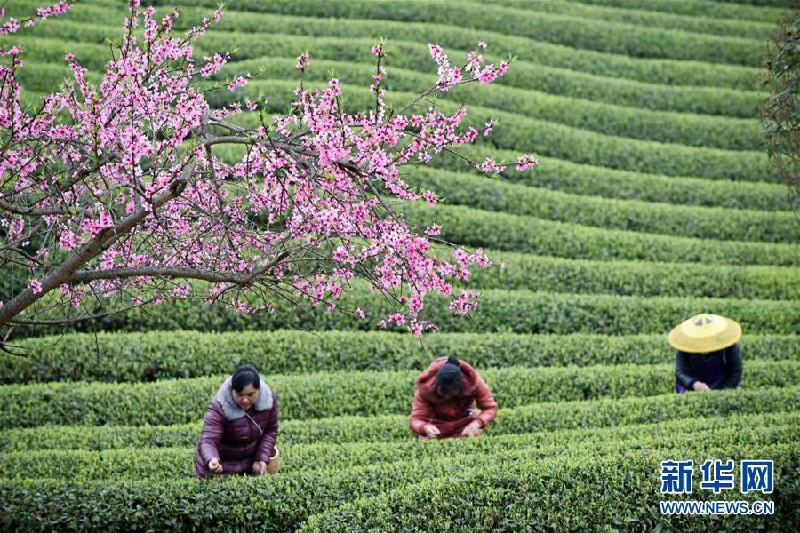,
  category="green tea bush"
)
[301,444,799,532]
[404,168,795,242]
[2,411,794,481]
[1,362,796,428]
[2,386,795,451]
[4,329,796,384]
